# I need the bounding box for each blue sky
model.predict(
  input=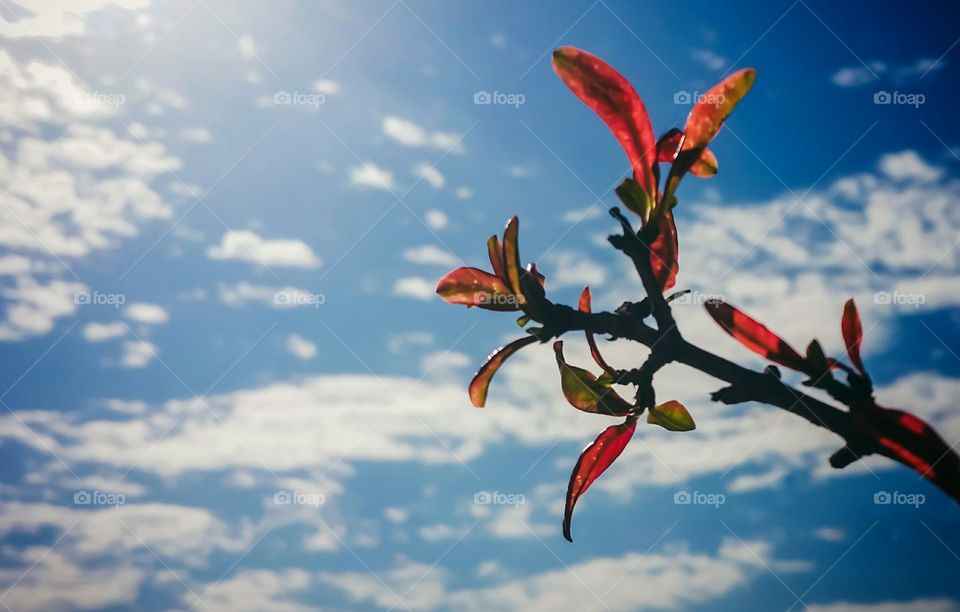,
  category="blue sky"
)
[1,0,960,610]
